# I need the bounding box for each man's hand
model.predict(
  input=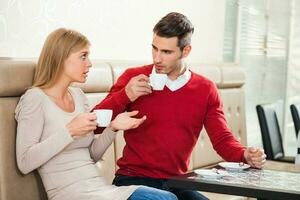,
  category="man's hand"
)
[244,147,266,169]
[125,74,152,102]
